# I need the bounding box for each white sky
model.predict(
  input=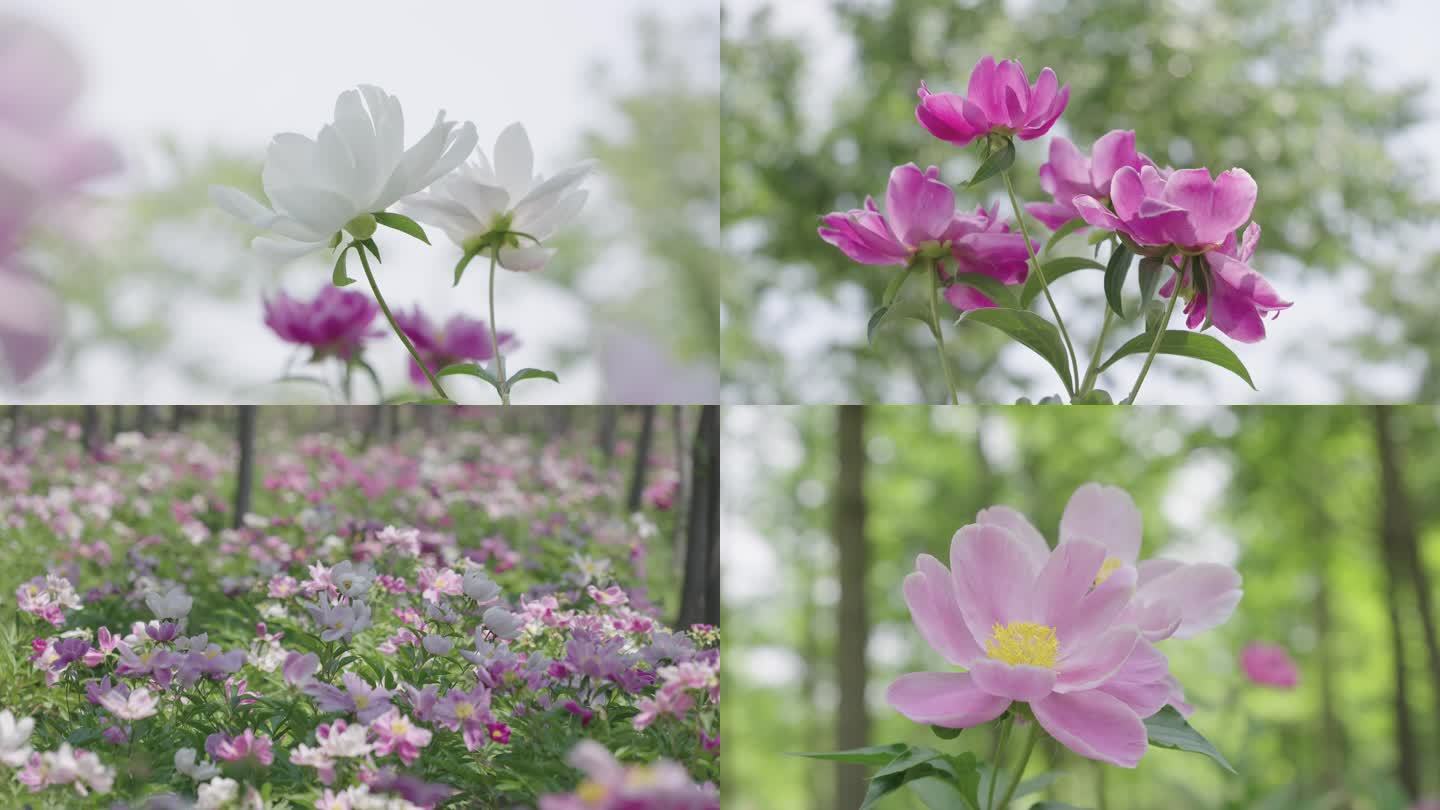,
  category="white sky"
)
[8,0,716,404]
